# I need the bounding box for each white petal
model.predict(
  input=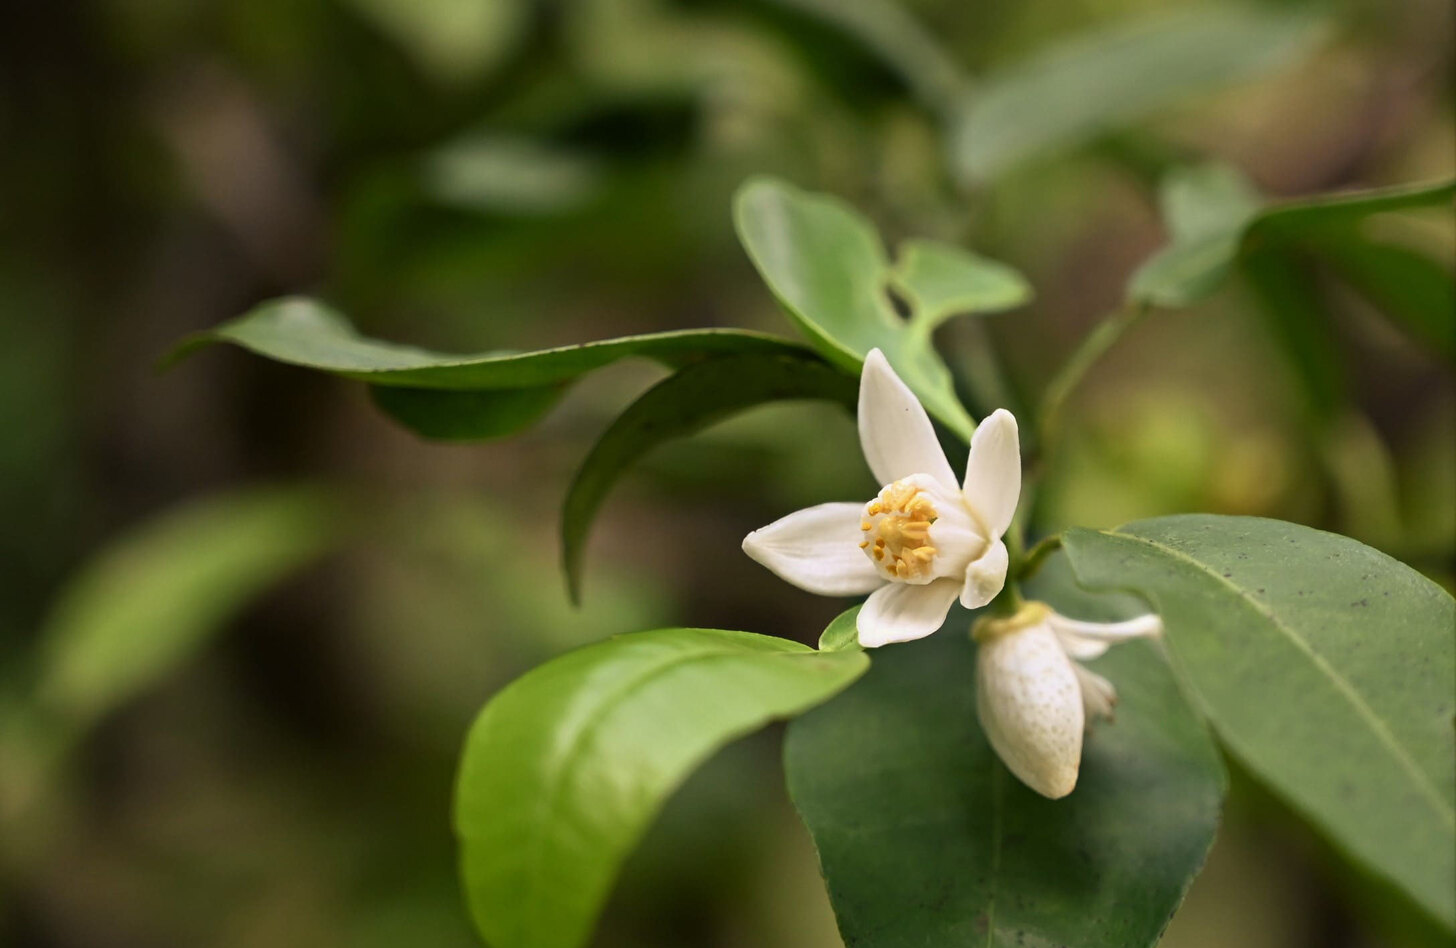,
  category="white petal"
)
[742,503,883,596]
[858,348,956,489]
[961,409,1021,538]
[1048,613,1162,660]
[856,577,961,647]
[1073,663,1118,720]
[975,622,1084,799]
[959,539,1008,609]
